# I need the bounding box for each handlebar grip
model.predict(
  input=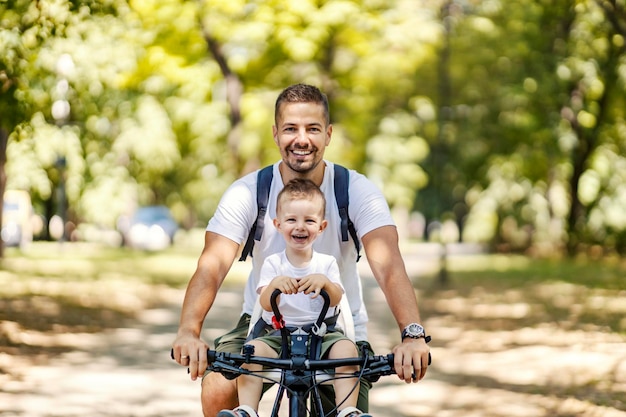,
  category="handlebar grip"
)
[385,353,394,366]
